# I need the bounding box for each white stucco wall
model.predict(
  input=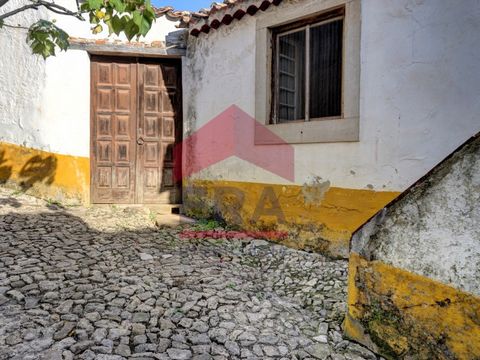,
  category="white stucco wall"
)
[0,0,178,158]
[183,0,480,191]
[352,135,480,296]
[0,0,47,150]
